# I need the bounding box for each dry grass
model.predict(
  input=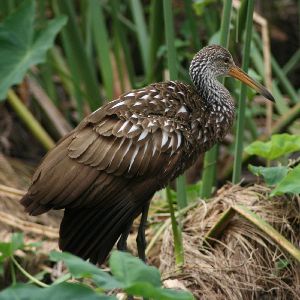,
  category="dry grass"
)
[160,185,300,300]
